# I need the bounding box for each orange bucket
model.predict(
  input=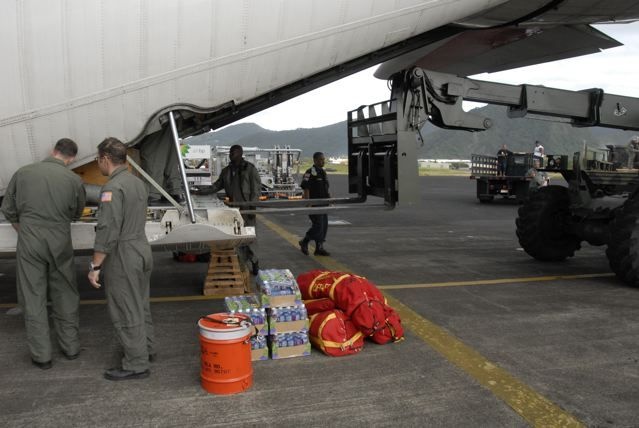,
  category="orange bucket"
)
[198,313,254,394]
